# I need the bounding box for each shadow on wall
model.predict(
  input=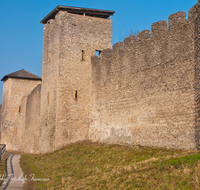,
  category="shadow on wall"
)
[194,3,200,150]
